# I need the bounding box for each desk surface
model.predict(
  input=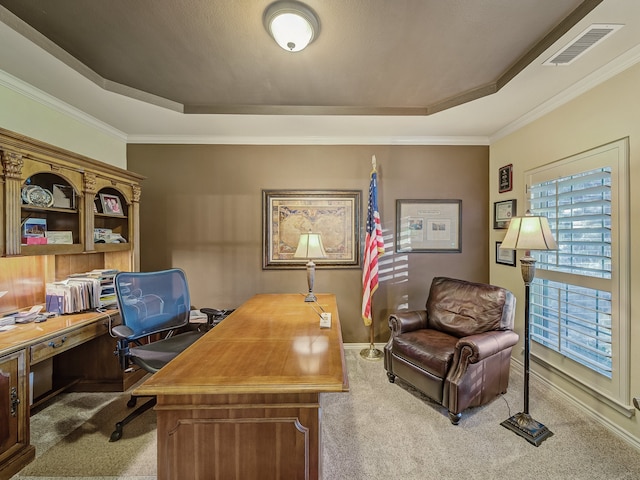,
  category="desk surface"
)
[135,293,349,396]
[0,309,118,356]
